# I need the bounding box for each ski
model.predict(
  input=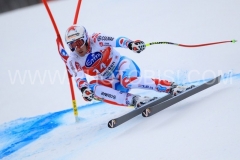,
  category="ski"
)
[108,94,172,128]
[142,75,221,117]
